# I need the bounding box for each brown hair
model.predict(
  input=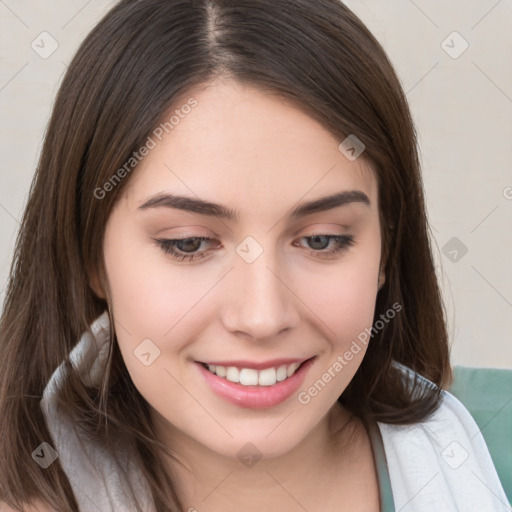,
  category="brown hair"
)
[0,0,451,509]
